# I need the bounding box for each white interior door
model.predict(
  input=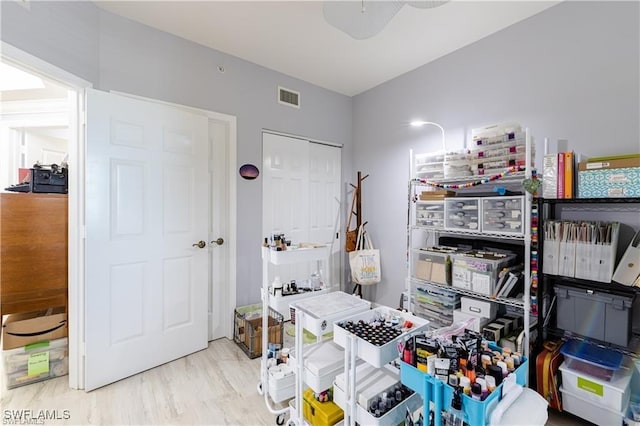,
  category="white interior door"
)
[263,133,310,285]
[262,132,341,288]
[85,89,209,391]
[208,119,229,341]
[308,143,342,288]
